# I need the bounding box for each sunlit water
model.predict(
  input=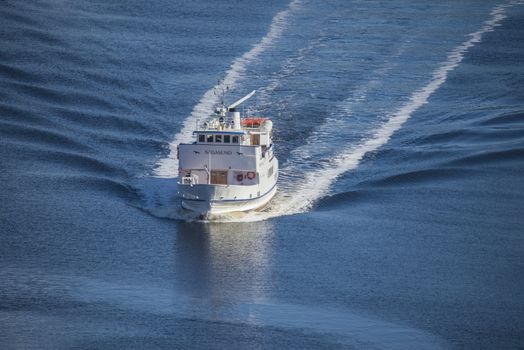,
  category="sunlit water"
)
[1,0,523,349]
